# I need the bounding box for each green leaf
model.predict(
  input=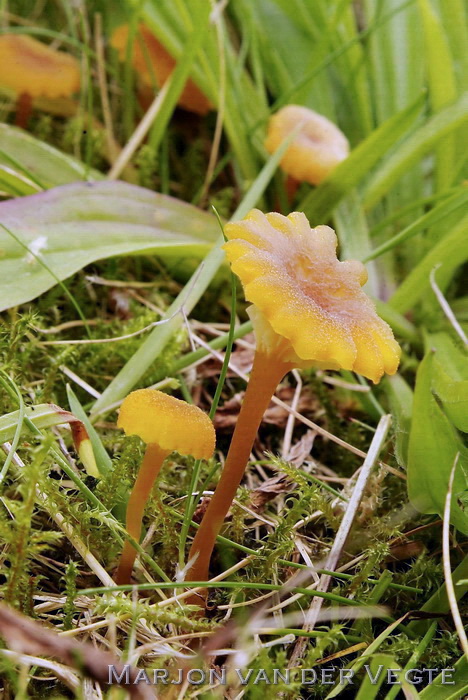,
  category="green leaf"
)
[385,374,413,468]
[429,333,468,433]
[0,404,77,443]
[0,165,41,197]
[428,332,468,378]
[432,362,468,432]
[0,180,219,310]
[407,351,468,534]
[389,214,468,313]
[0,124,102,190]
[419,655,468,700]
